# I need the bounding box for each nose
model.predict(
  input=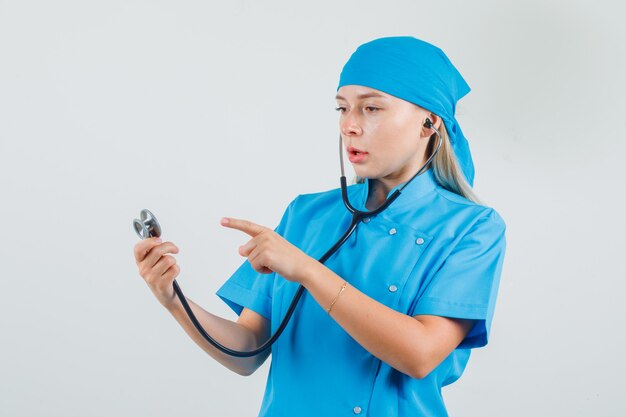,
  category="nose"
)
[340,110,362,136]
